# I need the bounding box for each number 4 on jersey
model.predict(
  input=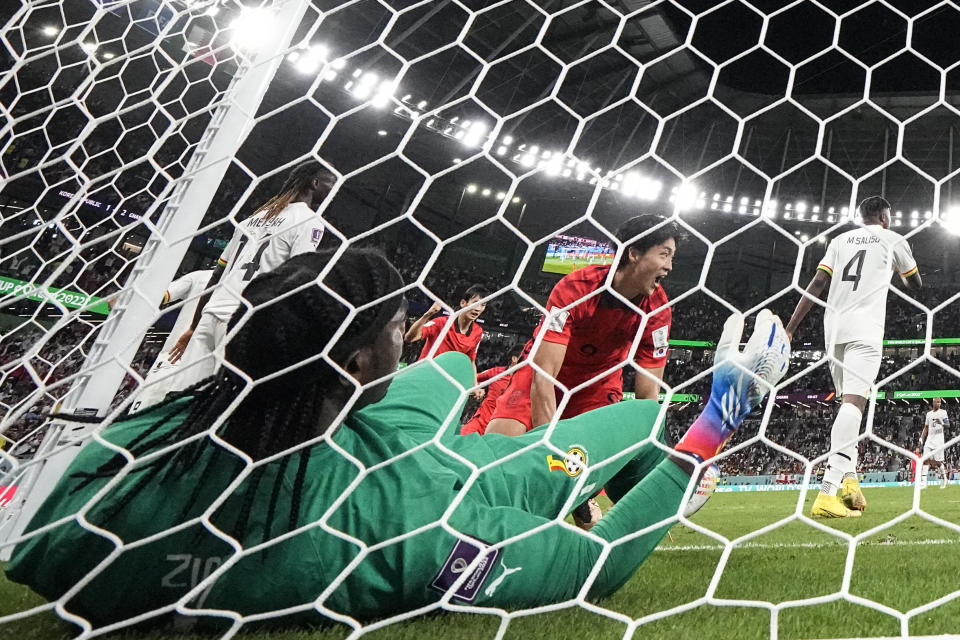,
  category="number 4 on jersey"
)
[841,249,865,291]
[236,235,271,282]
